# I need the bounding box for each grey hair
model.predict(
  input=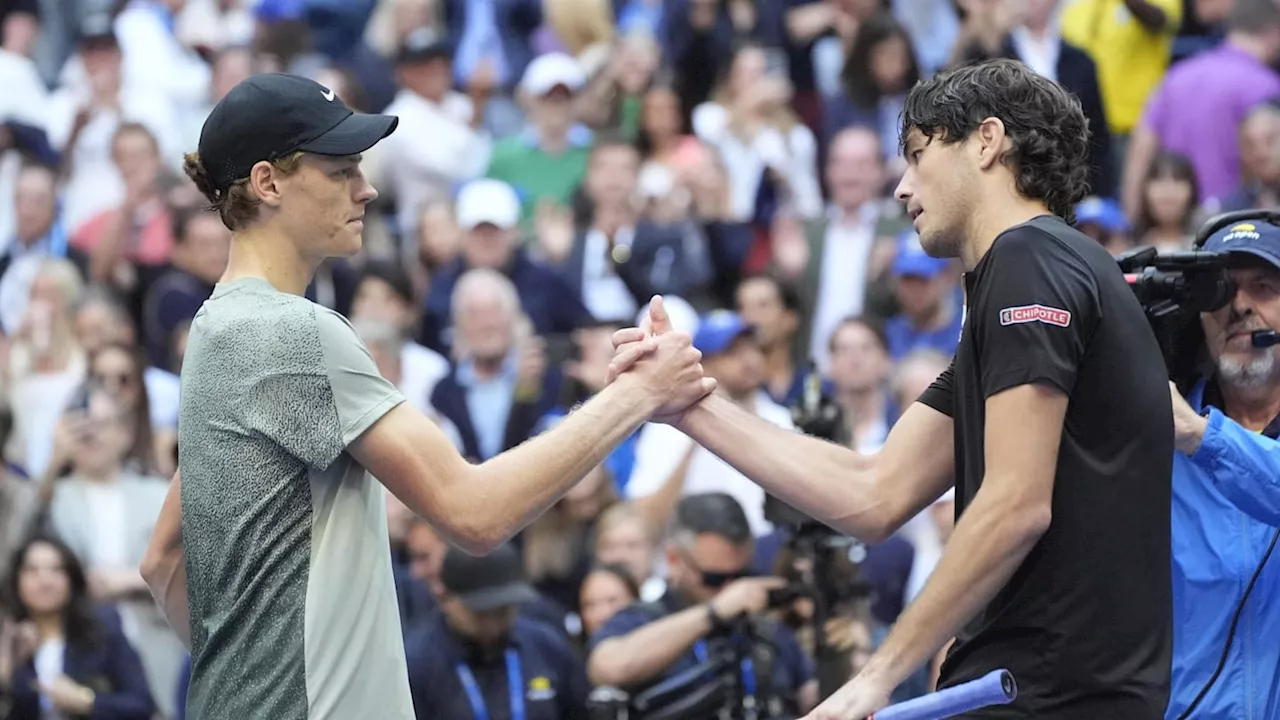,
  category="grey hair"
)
[449,268,522,326]
[350,316,404,360]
